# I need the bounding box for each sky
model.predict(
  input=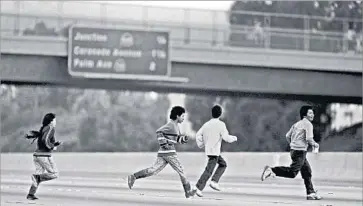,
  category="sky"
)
[100,1,234,11]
